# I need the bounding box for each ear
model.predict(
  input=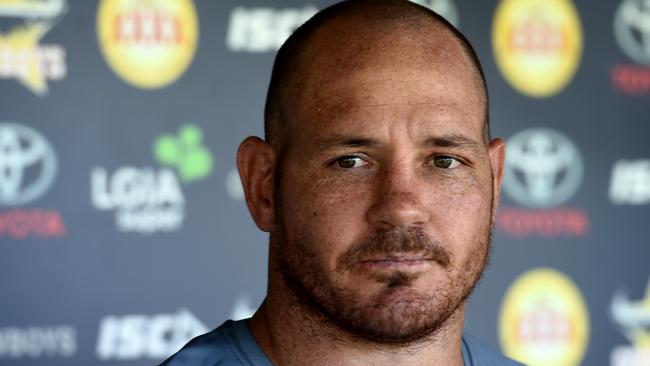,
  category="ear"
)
[488,138,506,216]
[237,136,276,232]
